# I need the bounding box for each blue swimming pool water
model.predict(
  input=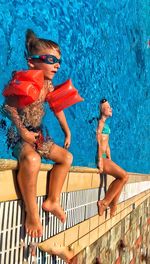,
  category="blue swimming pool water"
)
[0,0,149,173]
